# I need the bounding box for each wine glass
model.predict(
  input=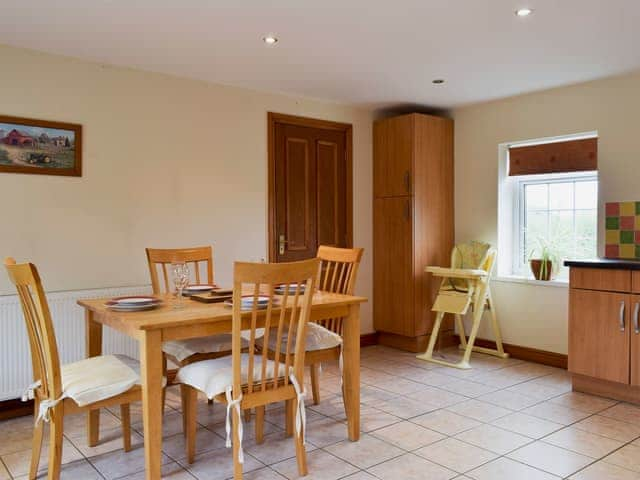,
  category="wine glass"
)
[171,262,190,309]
